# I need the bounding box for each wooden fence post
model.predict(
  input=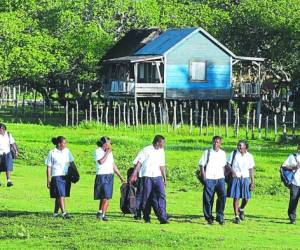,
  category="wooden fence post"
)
[76,100,79,126]
[65,101,69,126]
[274,114,278,140]
[123,102,126,128]
[225,109,229,138]
[159,102,163,132]
[140,102,144,131]
[105,104,109,127]
[96,104,99,123]
[173,101,177,131]
[200,106,204,136]
[246,111,250,139]
[118,103,121,129]
[252,110,256,140]
[213,109,216,136]
[258,113,262,139]
[89,100,92,122]
[265,115,269,139]
[71,108,74,127]
[189,105,193,135]
[205,109,209,136]
[292,111,296,138]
